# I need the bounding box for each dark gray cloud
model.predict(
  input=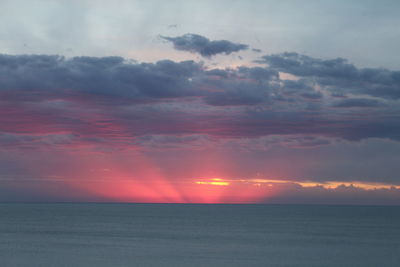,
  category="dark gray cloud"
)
[332,98,384,108]
[161,33,248,57]
[260,52,358,78]
[0,54,280,107]
[202,67,279,106]
[1,52,400,146]
[0,54,201,103]
[259,52,400,99]
[280,136,332,148]
[280,79,323,100]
